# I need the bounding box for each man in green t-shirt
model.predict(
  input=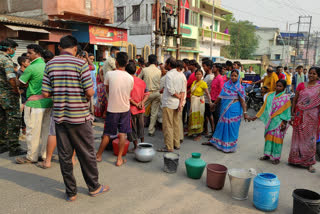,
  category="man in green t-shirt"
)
[16,44,53,164]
